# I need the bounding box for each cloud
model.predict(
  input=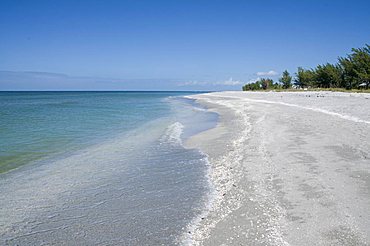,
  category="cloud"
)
[246,77,261,84]
[178,77,243,87]
[256,70,278,76]
[215,77,243,86]
[177,80,209,86]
